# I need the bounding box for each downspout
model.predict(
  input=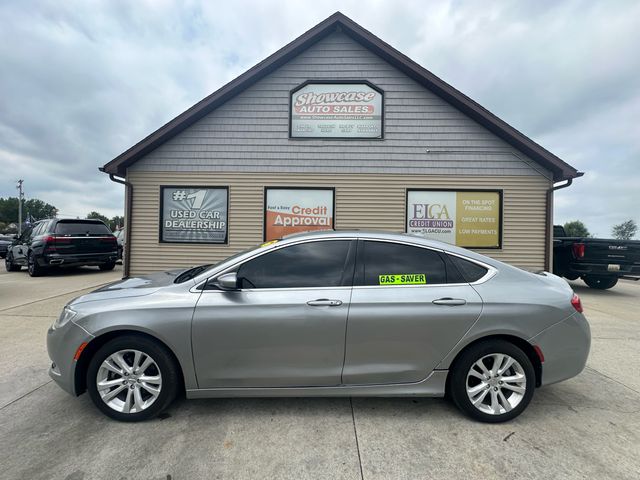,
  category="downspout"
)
[103,170,133,279]
[545,174,582,271]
